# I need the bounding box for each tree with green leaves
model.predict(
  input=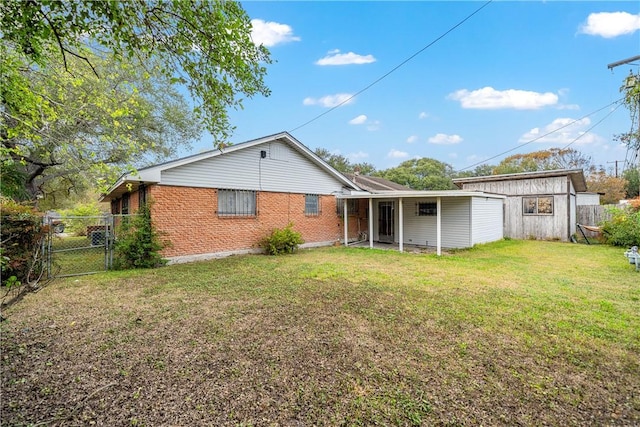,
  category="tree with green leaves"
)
[0,0,271,143]
[2,46,202,201]
[375,158,457,190]
[623,168,639,199]
[615,72,640,159]
[492,148,592,175]
[314,148,377,175]
[453,163,495,179]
